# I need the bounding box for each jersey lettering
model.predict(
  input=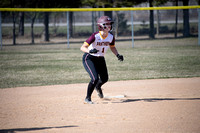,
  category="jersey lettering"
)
[86,31,115,57]
[97,42,109,46]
